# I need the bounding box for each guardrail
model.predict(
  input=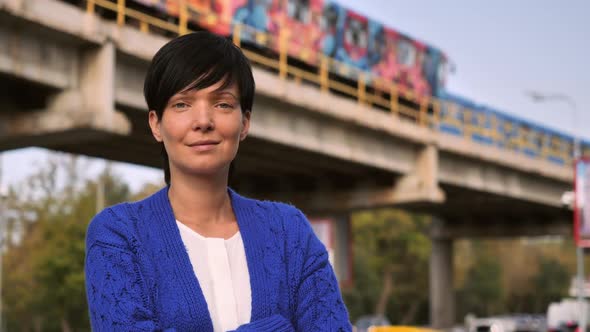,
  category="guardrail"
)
[84,0,574,166]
